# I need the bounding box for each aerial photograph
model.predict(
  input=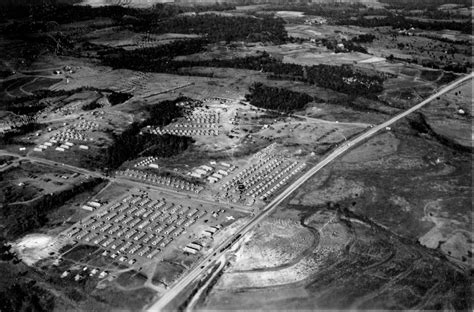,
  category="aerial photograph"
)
[0,0,472,311]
